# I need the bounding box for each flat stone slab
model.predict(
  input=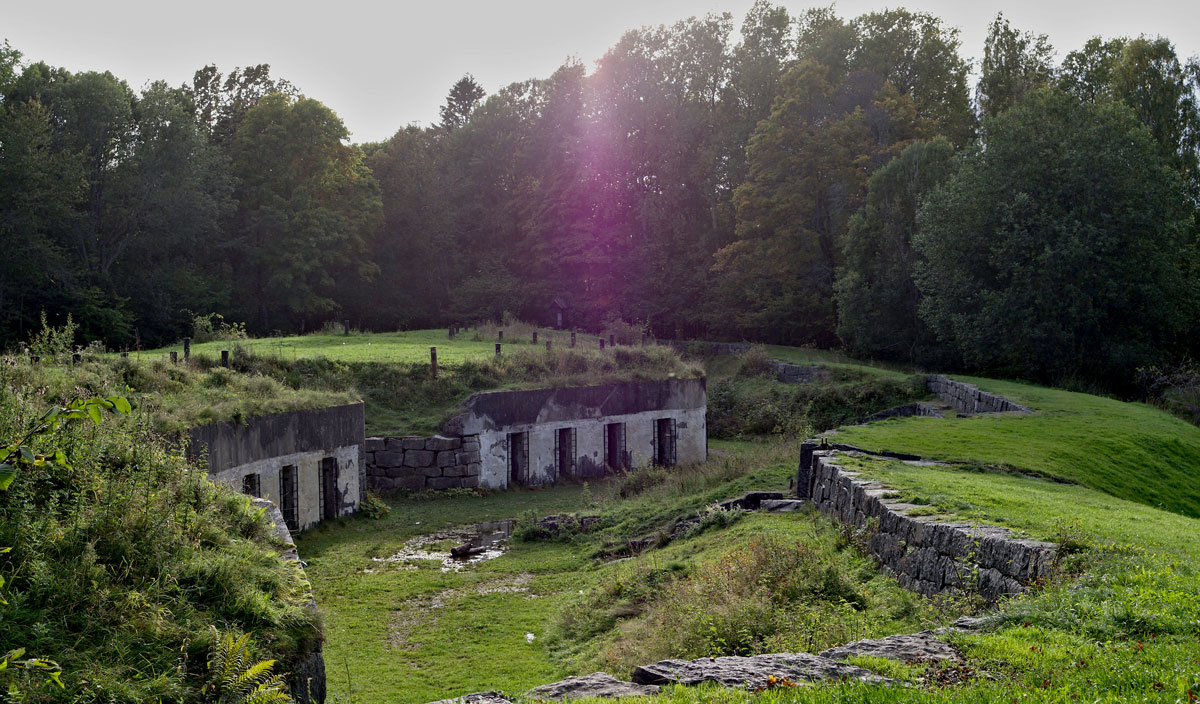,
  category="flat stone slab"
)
[819,631,961,664]
[761,499,807,513]
[426,694,513,704]
[526,672,660,699]
[630,653,888,689]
